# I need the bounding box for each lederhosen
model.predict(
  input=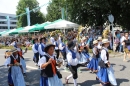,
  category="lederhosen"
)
[41,55,62,79]
[68,50,78,79]
[98,48,109,68]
